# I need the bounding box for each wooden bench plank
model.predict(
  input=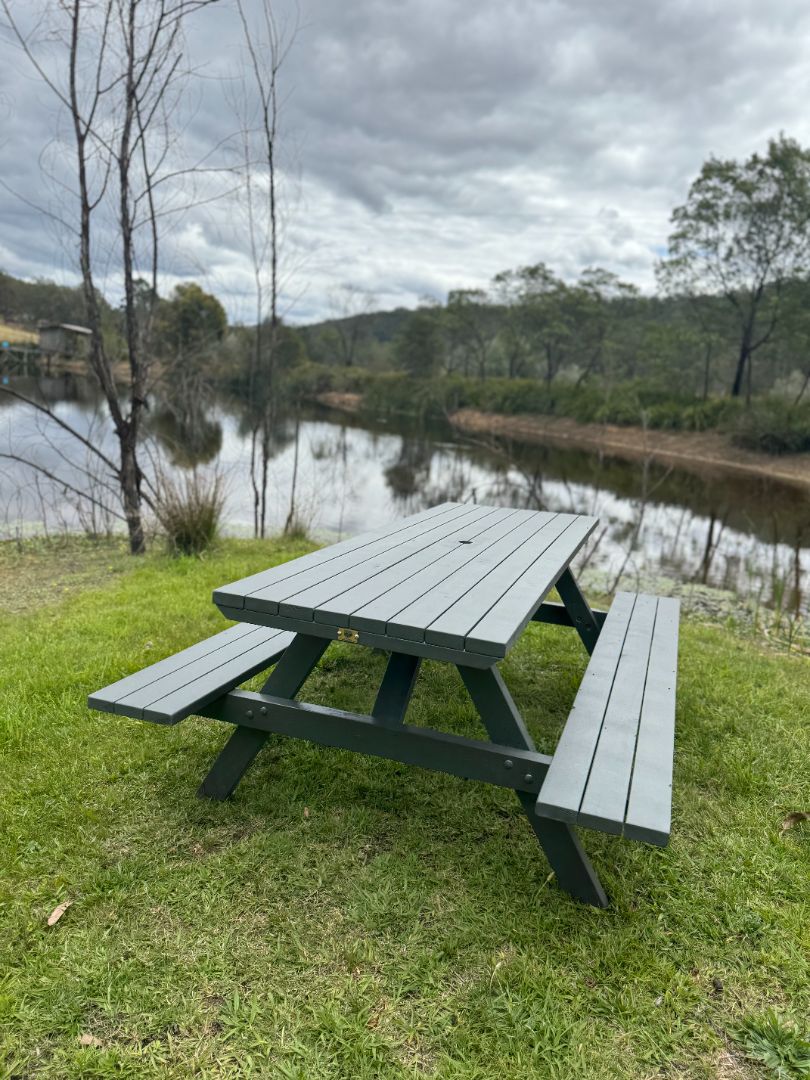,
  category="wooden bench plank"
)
[88,623,267,711]
[577,594,659,834]
[115,625,291,719]
[276,505,501,621]
[624,597,680,845]
[213,501,463,610]
[140,632,295,724]
[430,515,596,655]
[318,507,534,628]
[245,503,481,616]
[386,512,561,643]
[534,592,637,823]
[89,624,293,725]
[535,591,679,846]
